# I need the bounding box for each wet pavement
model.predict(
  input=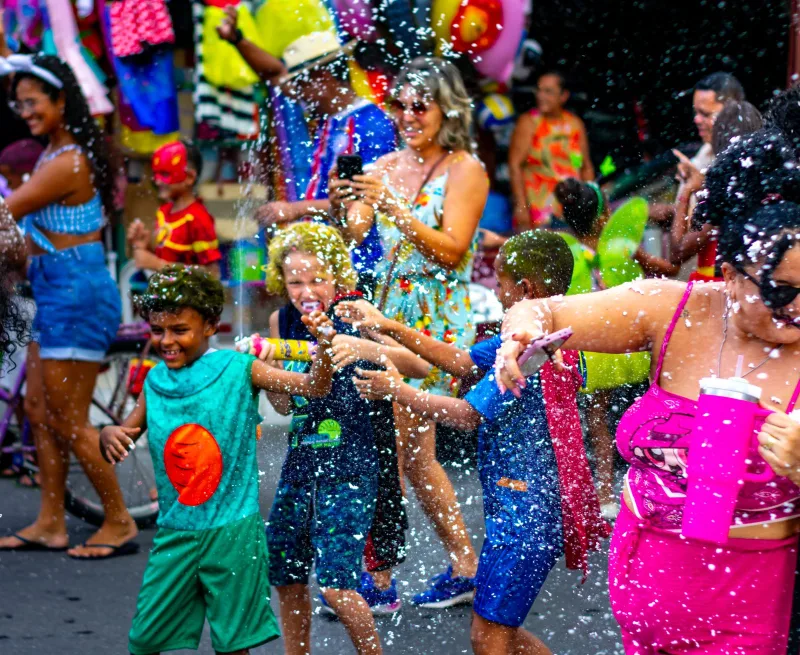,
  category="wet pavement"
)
[0,421,622,654]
